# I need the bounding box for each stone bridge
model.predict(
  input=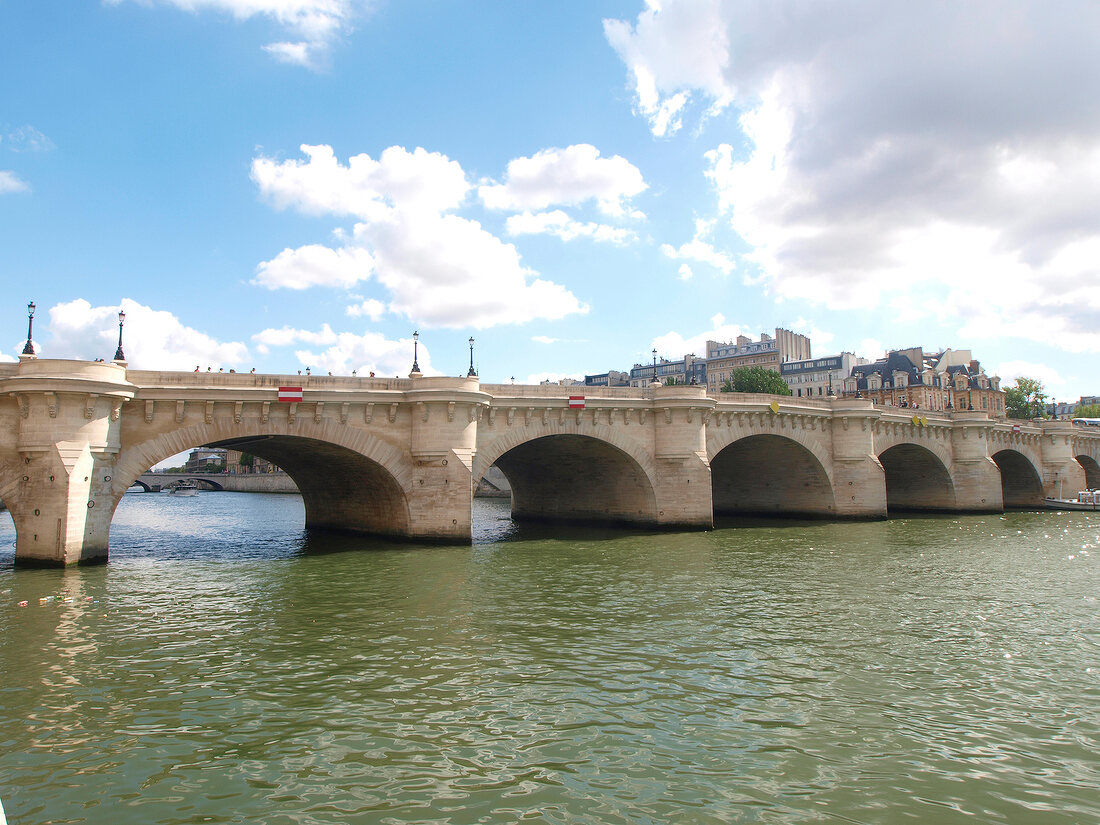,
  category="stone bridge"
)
[2,358,1097,565]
